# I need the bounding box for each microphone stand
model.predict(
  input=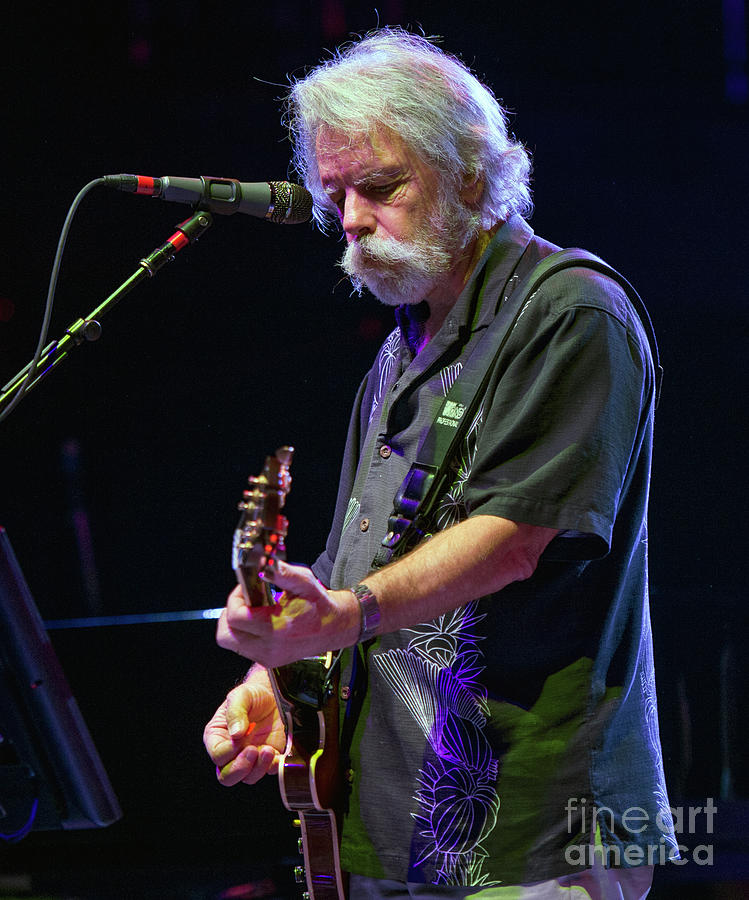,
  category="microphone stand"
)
[0,210,213,418]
